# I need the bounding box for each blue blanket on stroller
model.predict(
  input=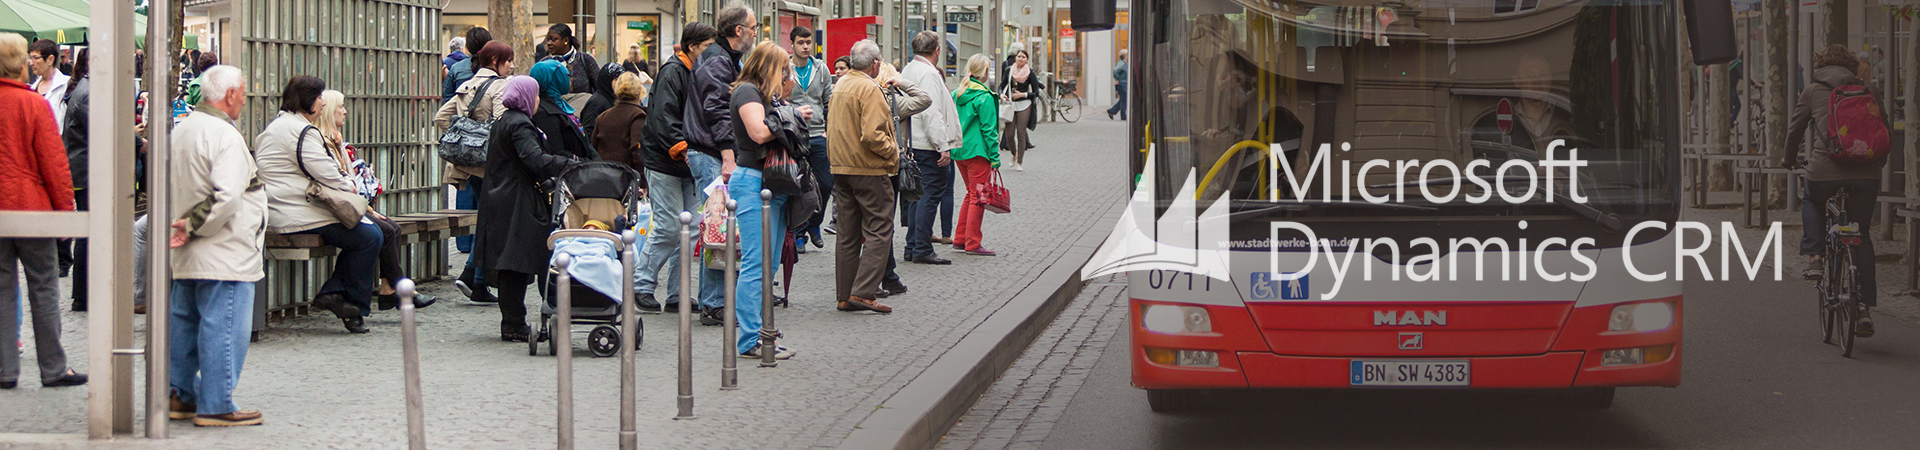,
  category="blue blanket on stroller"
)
[551,236,624,303]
